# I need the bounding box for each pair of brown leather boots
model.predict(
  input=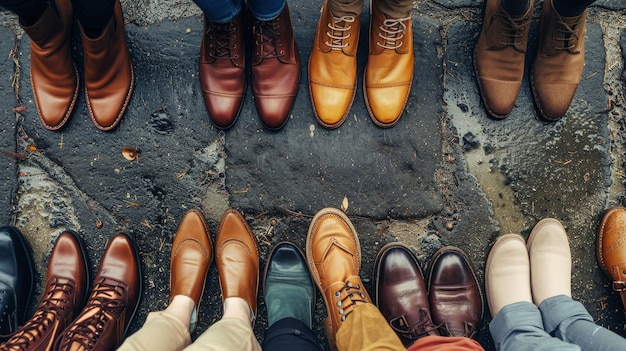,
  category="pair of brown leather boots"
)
[22,0,134,131]
[474,0,587,121]
[0,231,142,351]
